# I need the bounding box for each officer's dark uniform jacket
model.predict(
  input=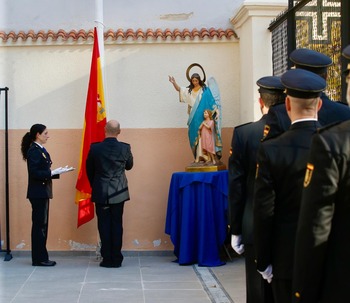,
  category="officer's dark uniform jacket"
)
[293,120,350,303]
[263,93,350,142]
[263,103,291,141]
[229,116,266,244]
[254,120,320,279]
[86,137,133,205]
[318,92,350,125]
[26,143,59,199]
